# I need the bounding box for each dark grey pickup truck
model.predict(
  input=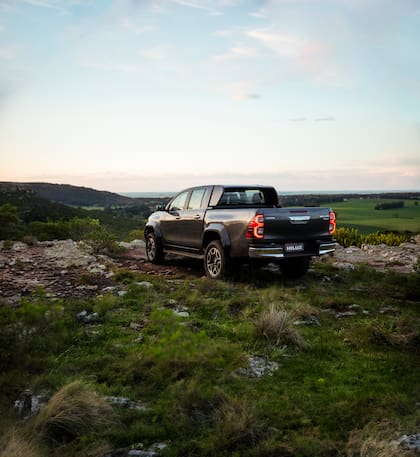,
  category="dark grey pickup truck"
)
[144,185,336,279]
